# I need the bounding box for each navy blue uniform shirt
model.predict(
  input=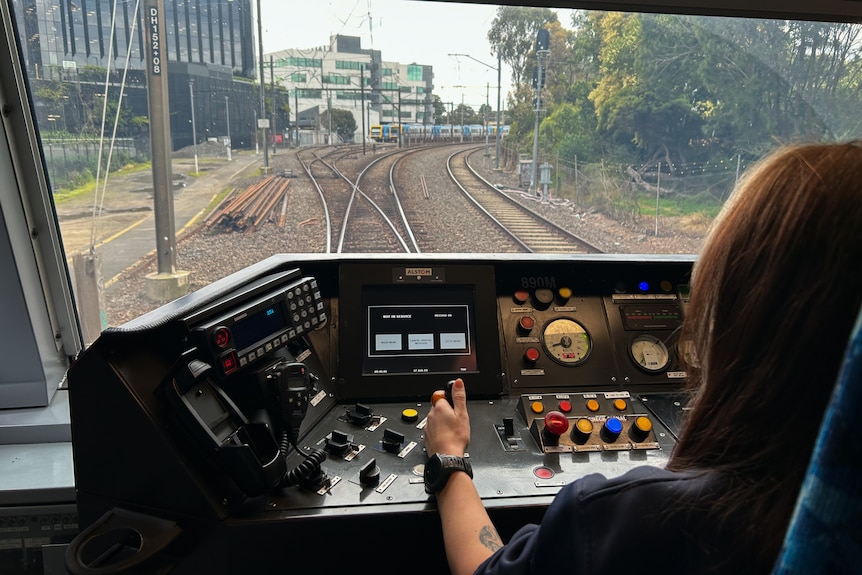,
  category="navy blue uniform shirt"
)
[476,466,755,575]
